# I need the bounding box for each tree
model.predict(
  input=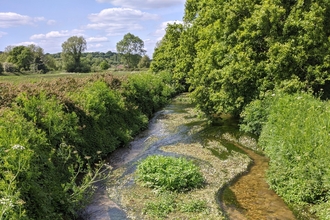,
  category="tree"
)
[116,33,146,68]
[7,46,34,71]
[0,62,3,74]
[165,0,330,118]
[138,55,151,68]
[61,36,87,72]
[43,54,58,71]
[151,23,183,73]
[99,60,110,70]
[28,44,48,73]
